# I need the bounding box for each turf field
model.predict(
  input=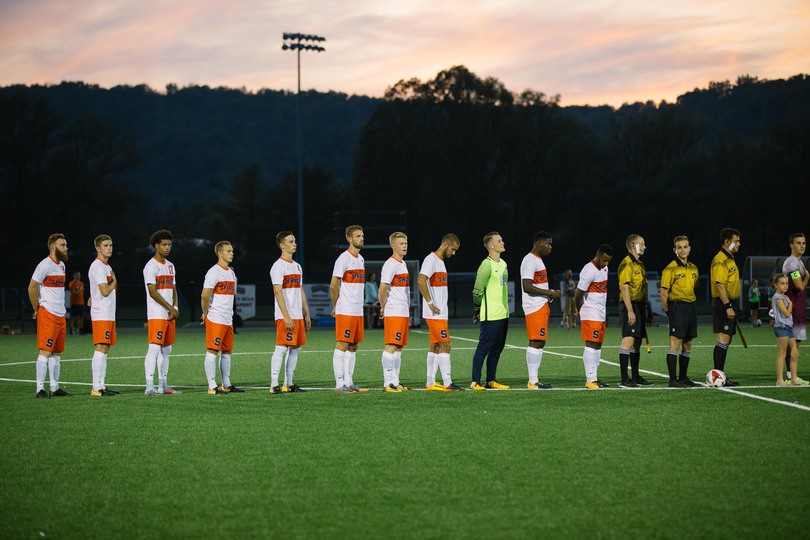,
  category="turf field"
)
[1,322,808,539]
